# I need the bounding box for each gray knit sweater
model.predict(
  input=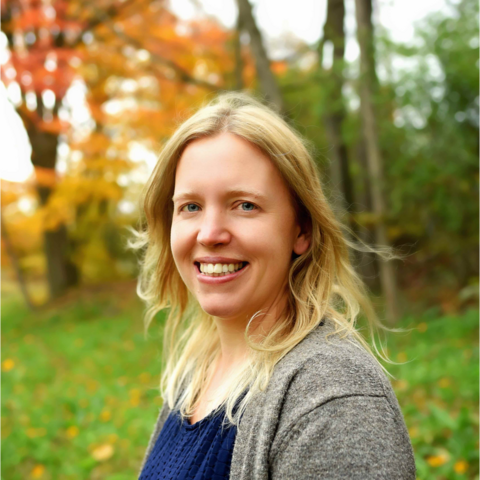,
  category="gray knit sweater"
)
[139,319,416,479]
